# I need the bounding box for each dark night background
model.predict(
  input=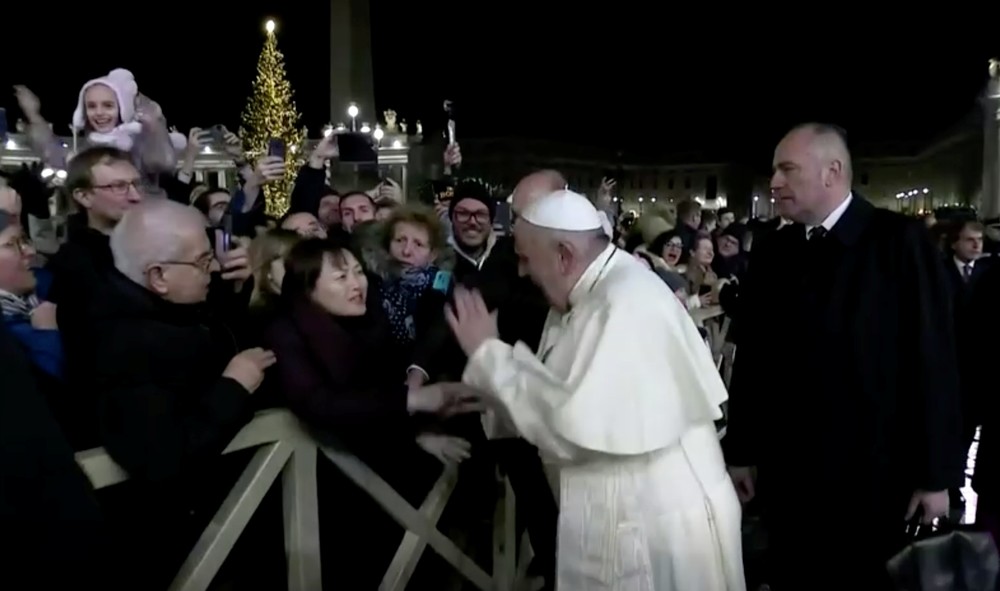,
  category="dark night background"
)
[3,4,999,165]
